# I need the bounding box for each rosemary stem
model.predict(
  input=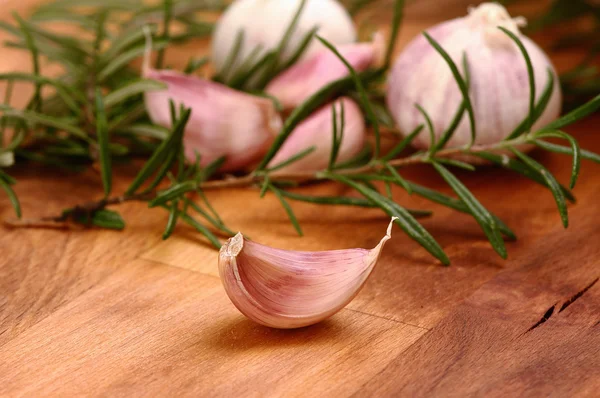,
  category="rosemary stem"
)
[4,136,529,229]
